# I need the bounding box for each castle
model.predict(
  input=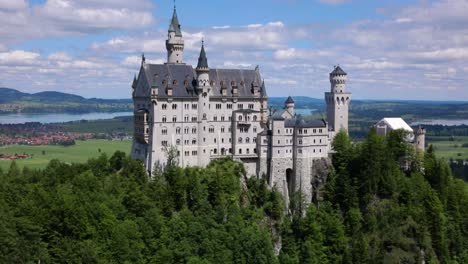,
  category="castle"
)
[131,7,351,203]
